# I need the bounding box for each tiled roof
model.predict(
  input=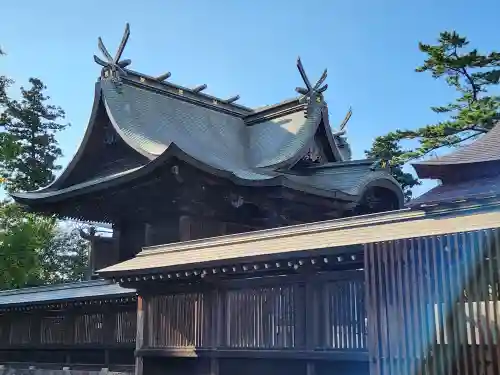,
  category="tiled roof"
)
[408,174,500,208]
[12,79,403,204]
[99,208,500,276]
[413,122,500,179]
[10,23,404,206]
[0,279,135,307]
[102,79,326,170]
